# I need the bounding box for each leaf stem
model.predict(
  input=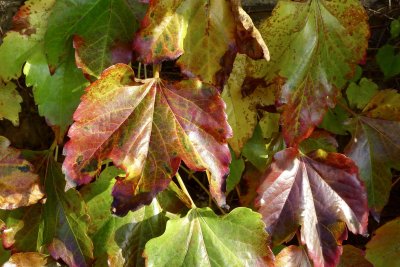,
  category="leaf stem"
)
[176,172,196,208]
[138,62,141,78]
[153,64,161,79]
[144,64,147,79]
